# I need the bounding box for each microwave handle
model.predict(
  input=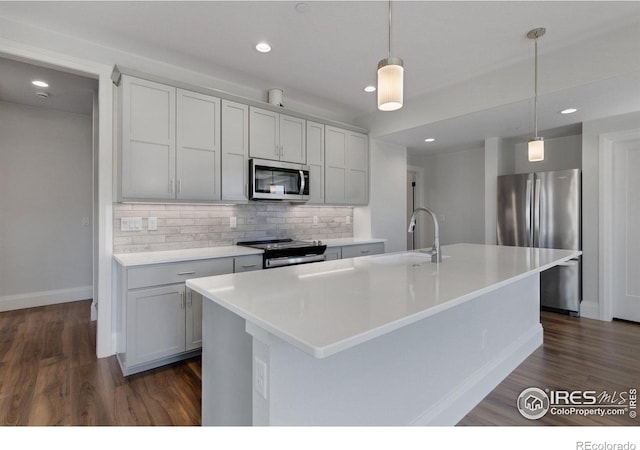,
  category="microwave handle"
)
[299,170,305,194]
